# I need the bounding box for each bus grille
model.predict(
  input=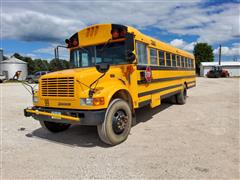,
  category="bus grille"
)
[41,77,74,97]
